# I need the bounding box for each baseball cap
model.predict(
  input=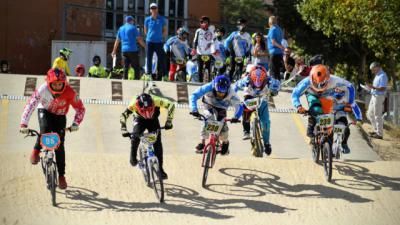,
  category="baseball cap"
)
[125,16,134,22]
[150,3,158,8]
